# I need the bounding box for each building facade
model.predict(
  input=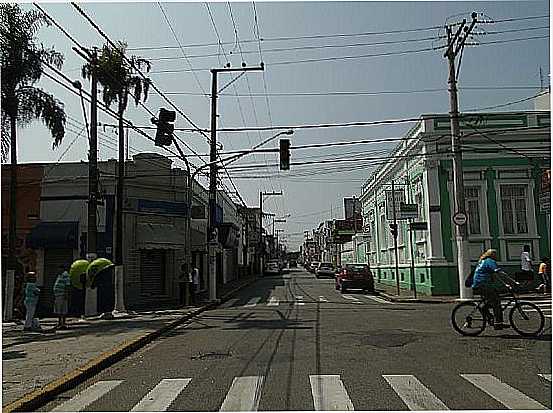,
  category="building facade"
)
[359,111,550,296]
